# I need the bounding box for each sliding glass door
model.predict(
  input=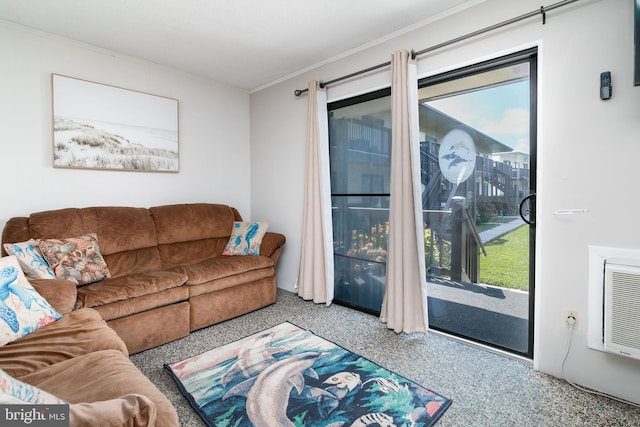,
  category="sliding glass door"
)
[329,49,536,357]
[418,49,537,357]
[329,90,391,314]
